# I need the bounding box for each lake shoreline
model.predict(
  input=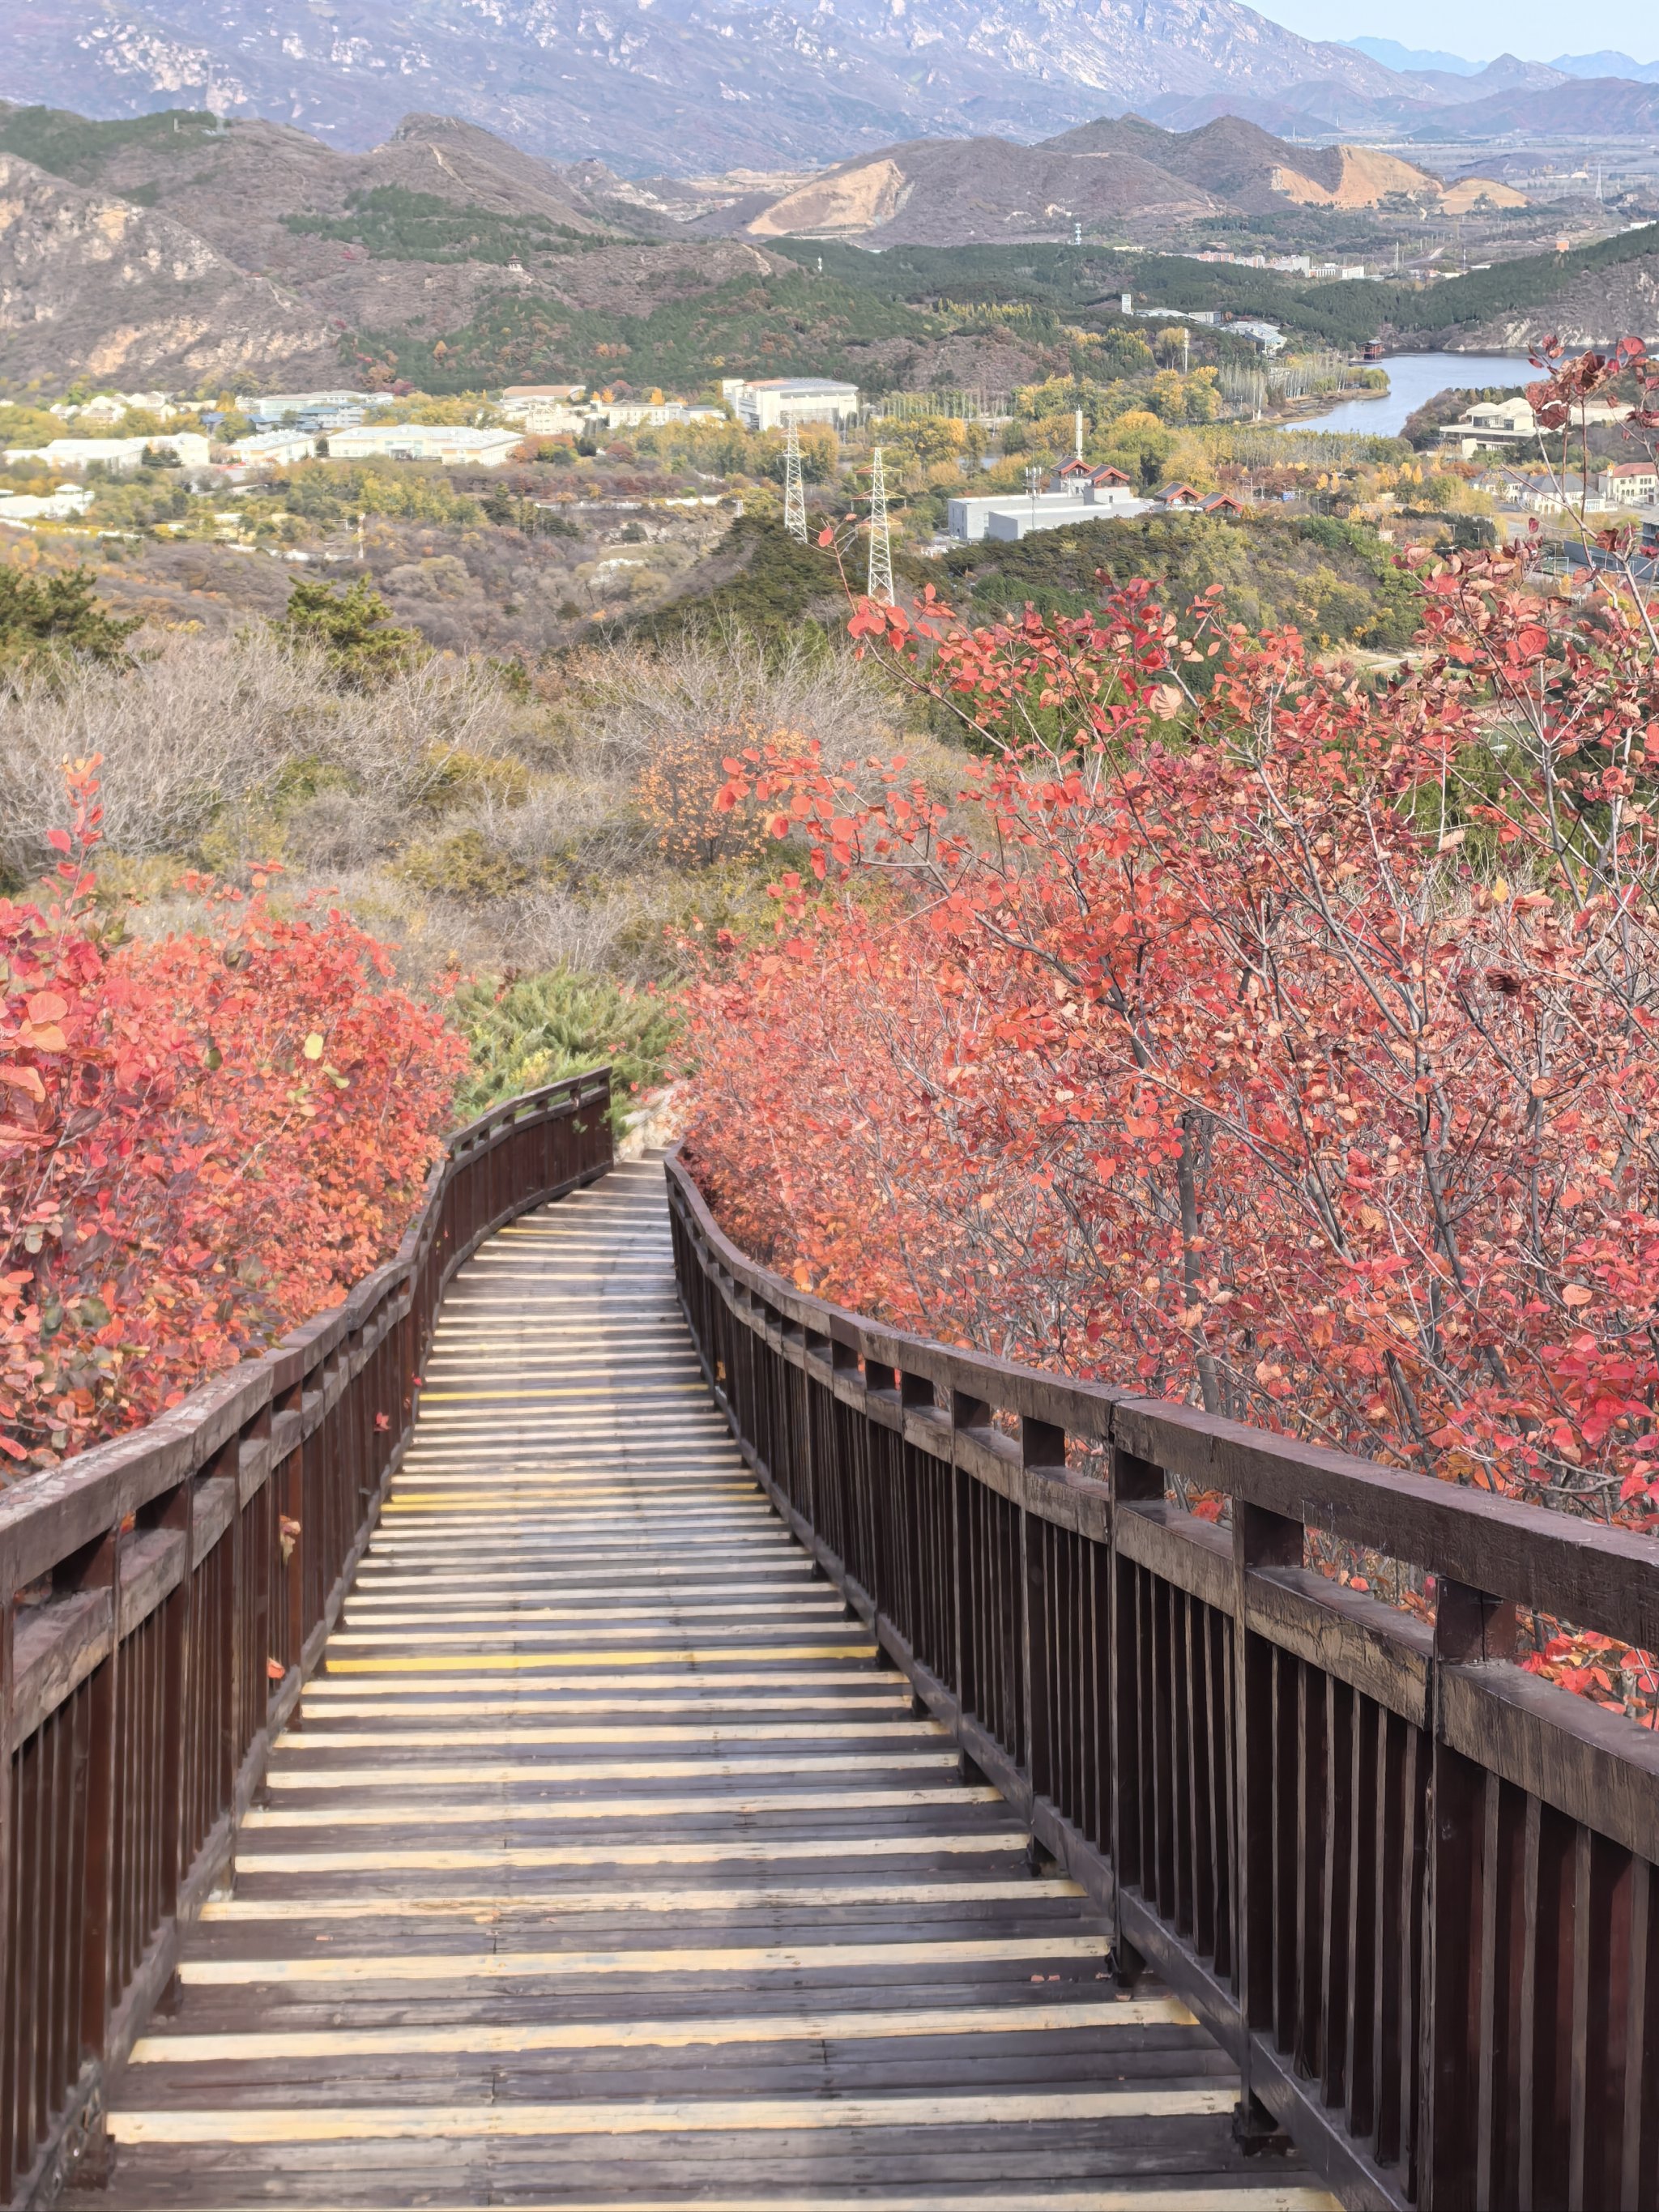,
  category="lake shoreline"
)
[1287,351,1533,437]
